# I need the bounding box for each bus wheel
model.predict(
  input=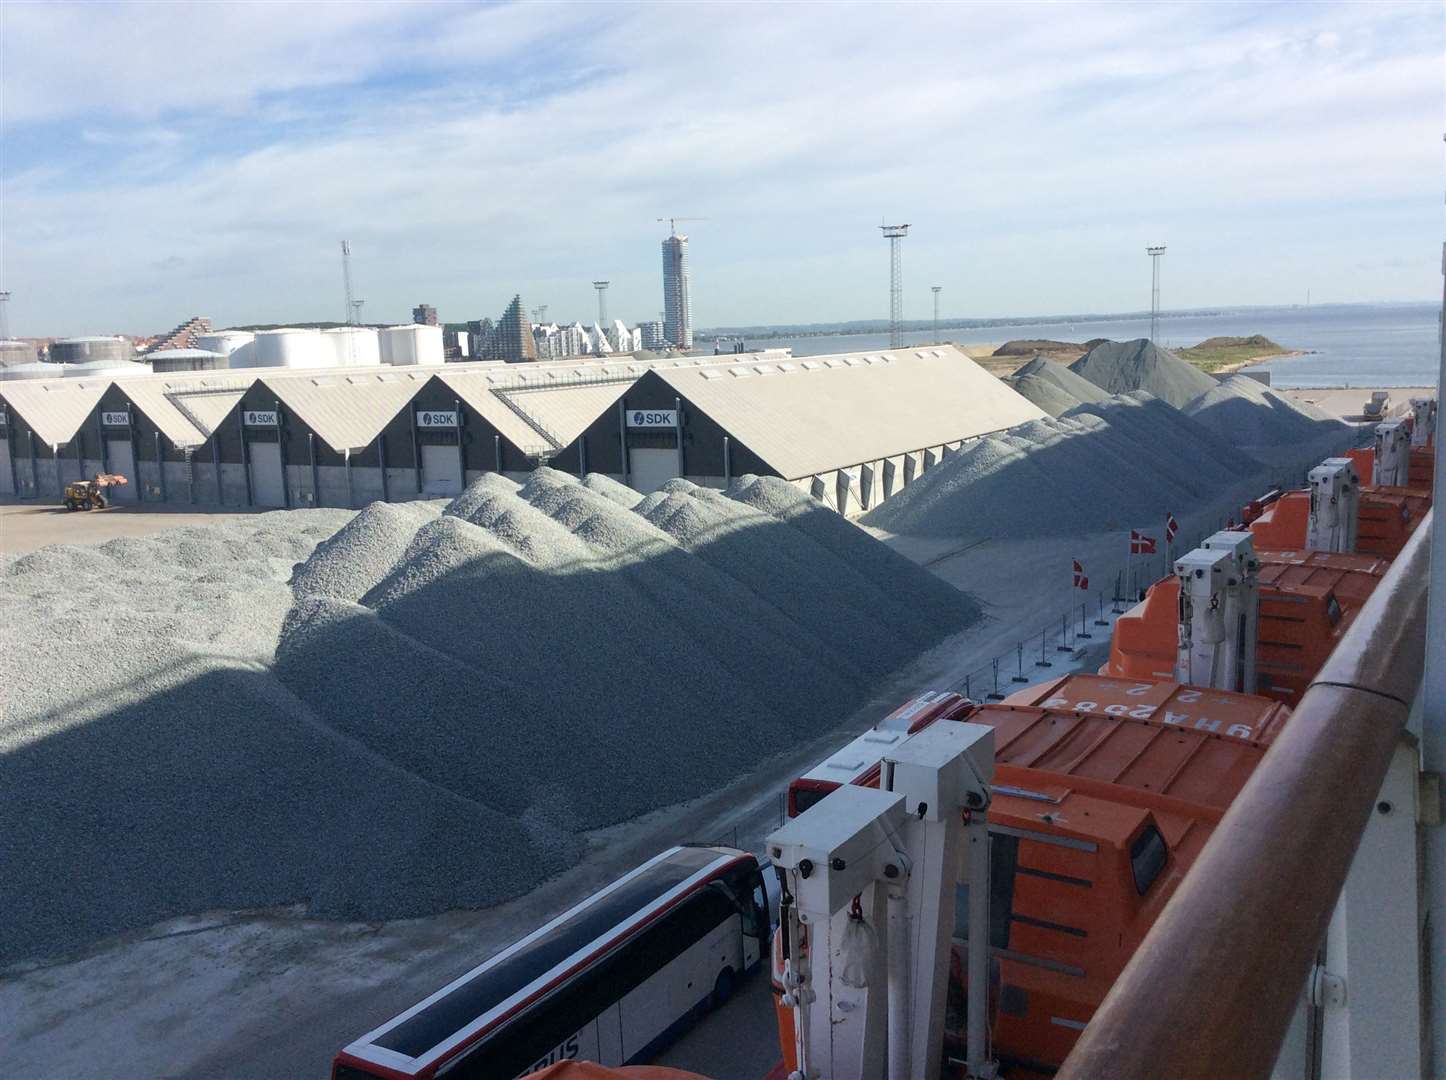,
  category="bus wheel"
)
[711,967,736,1008]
